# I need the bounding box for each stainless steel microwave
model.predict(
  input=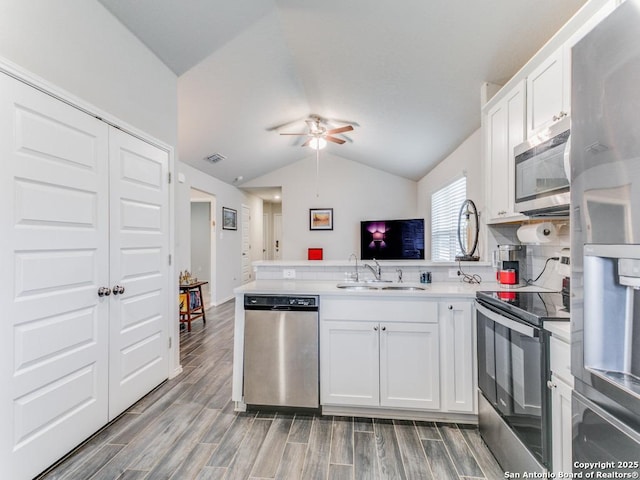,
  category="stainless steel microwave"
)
[514,117,570,216]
